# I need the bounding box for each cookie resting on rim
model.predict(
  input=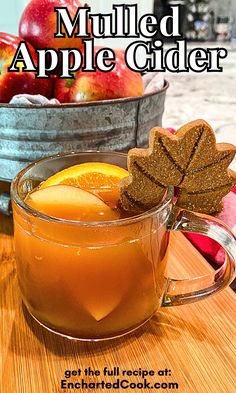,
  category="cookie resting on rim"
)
[120,119,236,214]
